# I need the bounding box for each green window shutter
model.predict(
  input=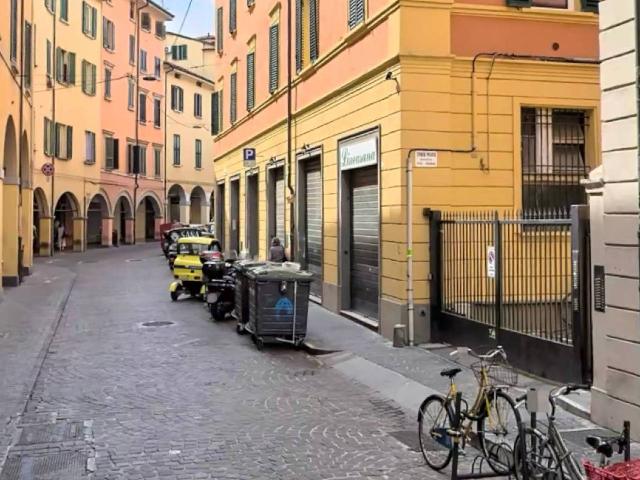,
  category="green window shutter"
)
[60,0,68,21]
[24,22,32,89]
[81,60,87,93]
[55,124,61,157]
[44,118,50,155]
[229,0,237,33]
[348,0,365,29]
[212,92,220,134]
[217,7,224,52]
[309,0,319,62]
[580,0,598,12]
[506,0,532,6]
[92,8,97,37]
[246,52,255,111]
[68,52,76,84]
[67,126,73,159]
[230,72,237,123]
[82,2,87,33]
[269,24,279,93]
[295,0,303,72]
[55,47,63,82]
[220,90,224,130]
[91,64,96,95]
